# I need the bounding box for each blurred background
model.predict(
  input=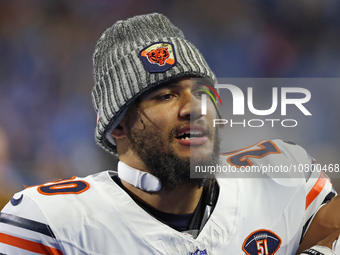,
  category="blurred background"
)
[1,0,340,208]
